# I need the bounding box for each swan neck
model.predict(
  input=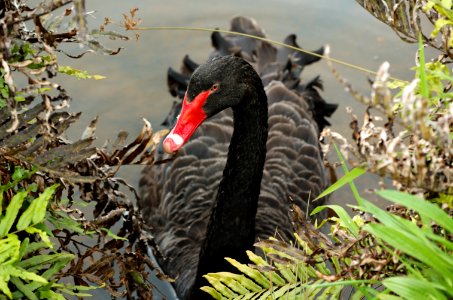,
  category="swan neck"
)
[190,84,268,299]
